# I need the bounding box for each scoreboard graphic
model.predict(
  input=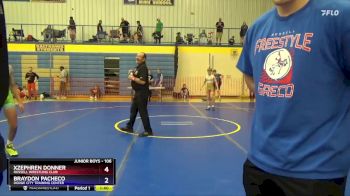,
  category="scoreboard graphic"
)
[8,158,115,191]
[124,0,174,6]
